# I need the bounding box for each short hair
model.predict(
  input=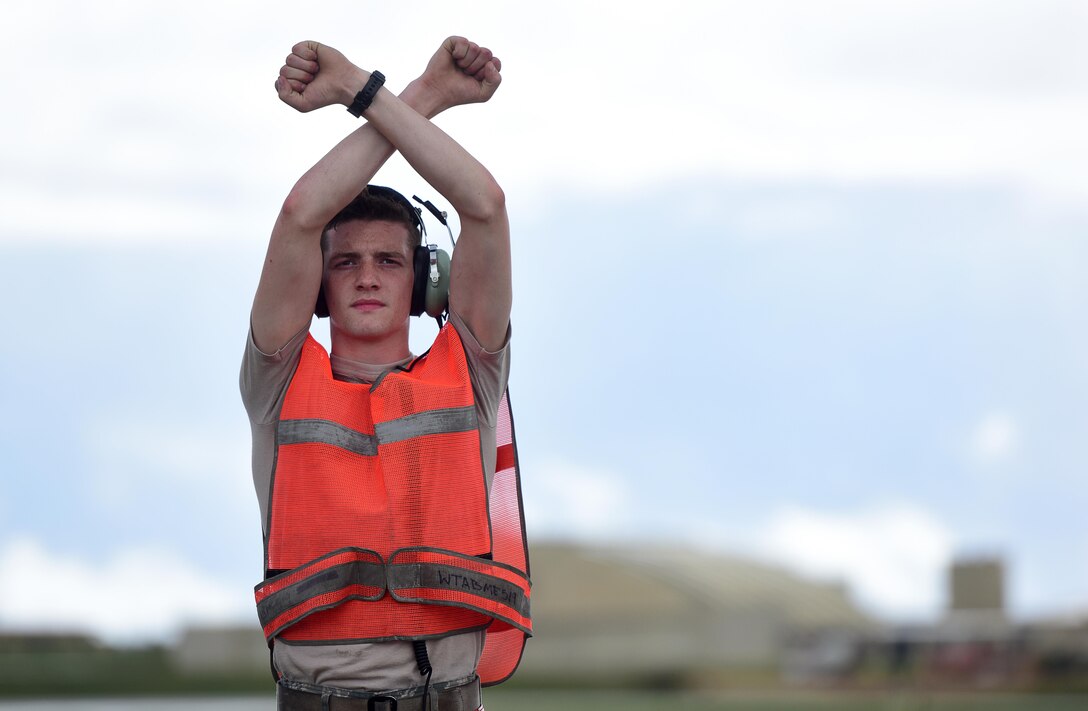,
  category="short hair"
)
[321,186,422,253]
